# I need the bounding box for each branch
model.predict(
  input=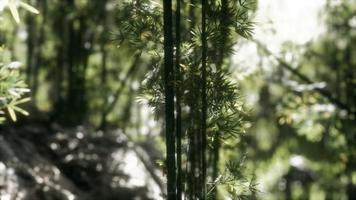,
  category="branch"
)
[99,52,141,129]
[254,39,356,118]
